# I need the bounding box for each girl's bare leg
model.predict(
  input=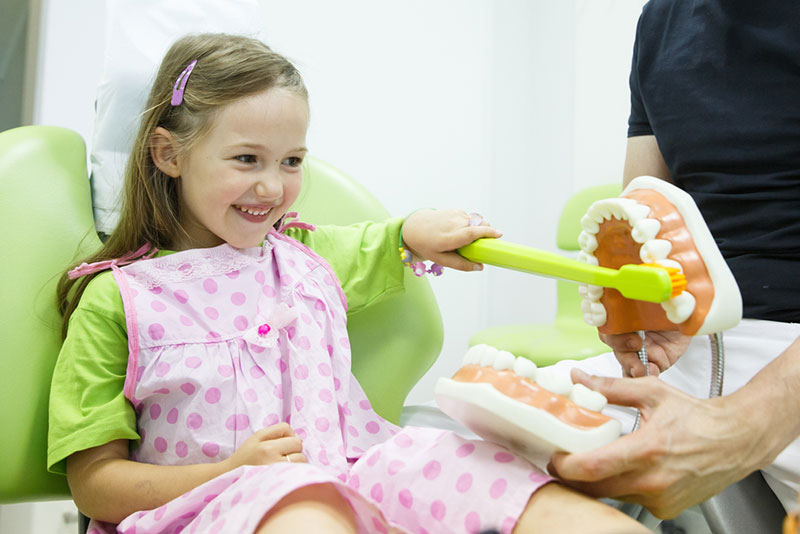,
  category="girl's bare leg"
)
[514,483,651,534]
[255,483,357,534]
